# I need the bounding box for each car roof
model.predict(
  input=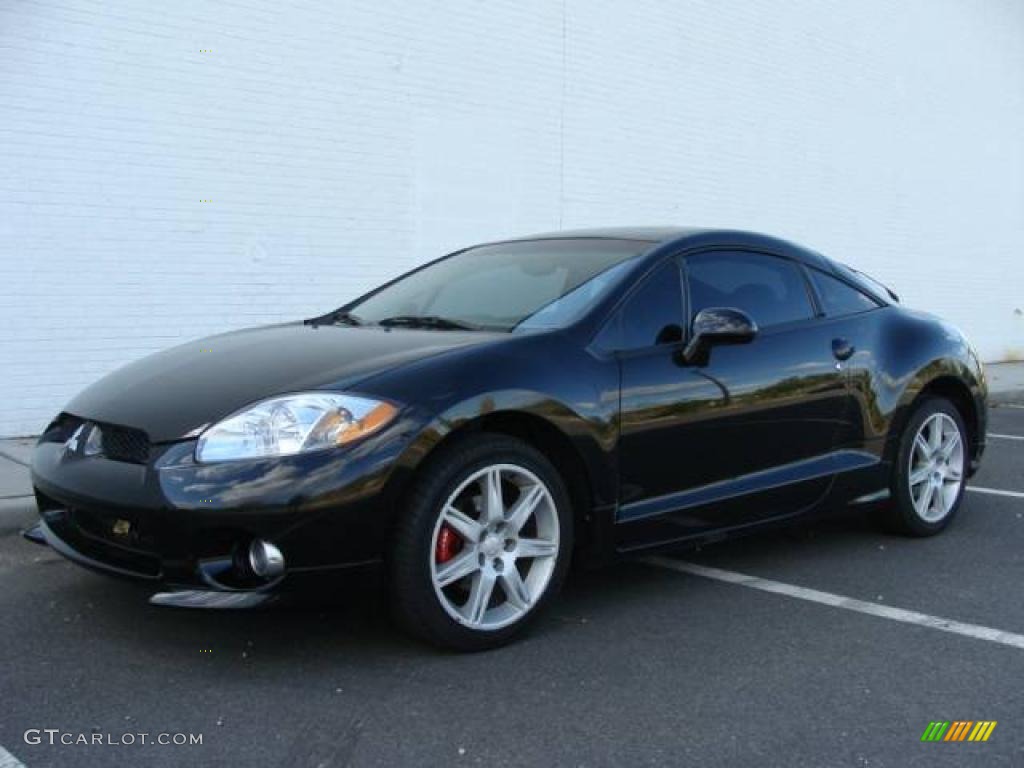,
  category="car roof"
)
[505,227,834,271]
[508,226,708,243]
